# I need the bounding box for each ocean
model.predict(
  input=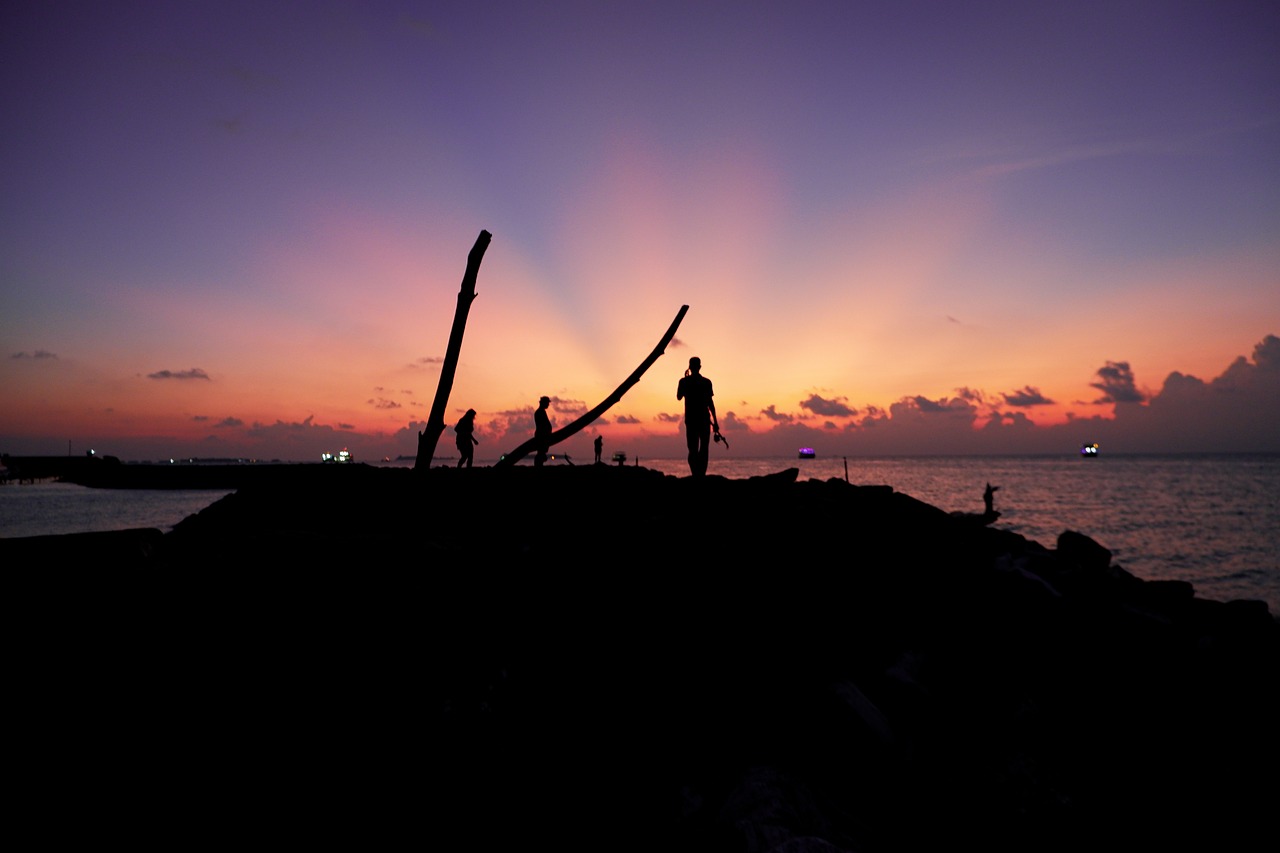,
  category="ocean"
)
[3,454,1276,615]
